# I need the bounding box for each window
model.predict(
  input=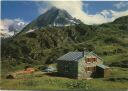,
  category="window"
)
[86,58,97,63]
[94,67,96,71]
[86,58,91,63]
[93,58,97,62]
[86,67,92,71]
[64,65,69,72]
[85,66,96,72]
